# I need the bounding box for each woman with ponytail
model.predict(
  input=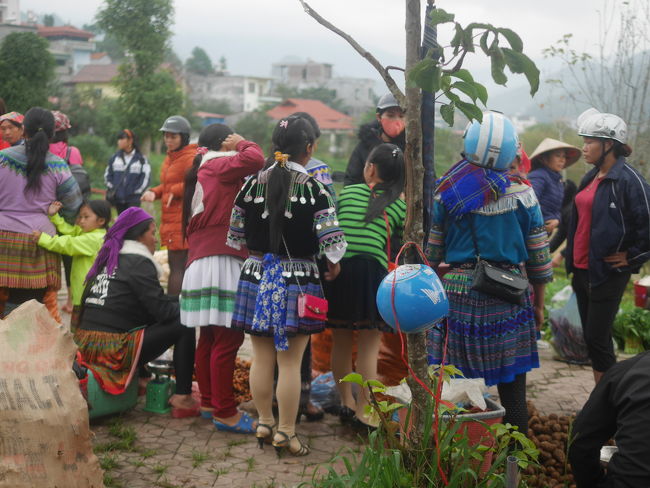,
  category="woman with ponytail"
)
[227,116,346,456]
[326,143,406,429]
[180,124,265,431]
[0,107,83,316]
